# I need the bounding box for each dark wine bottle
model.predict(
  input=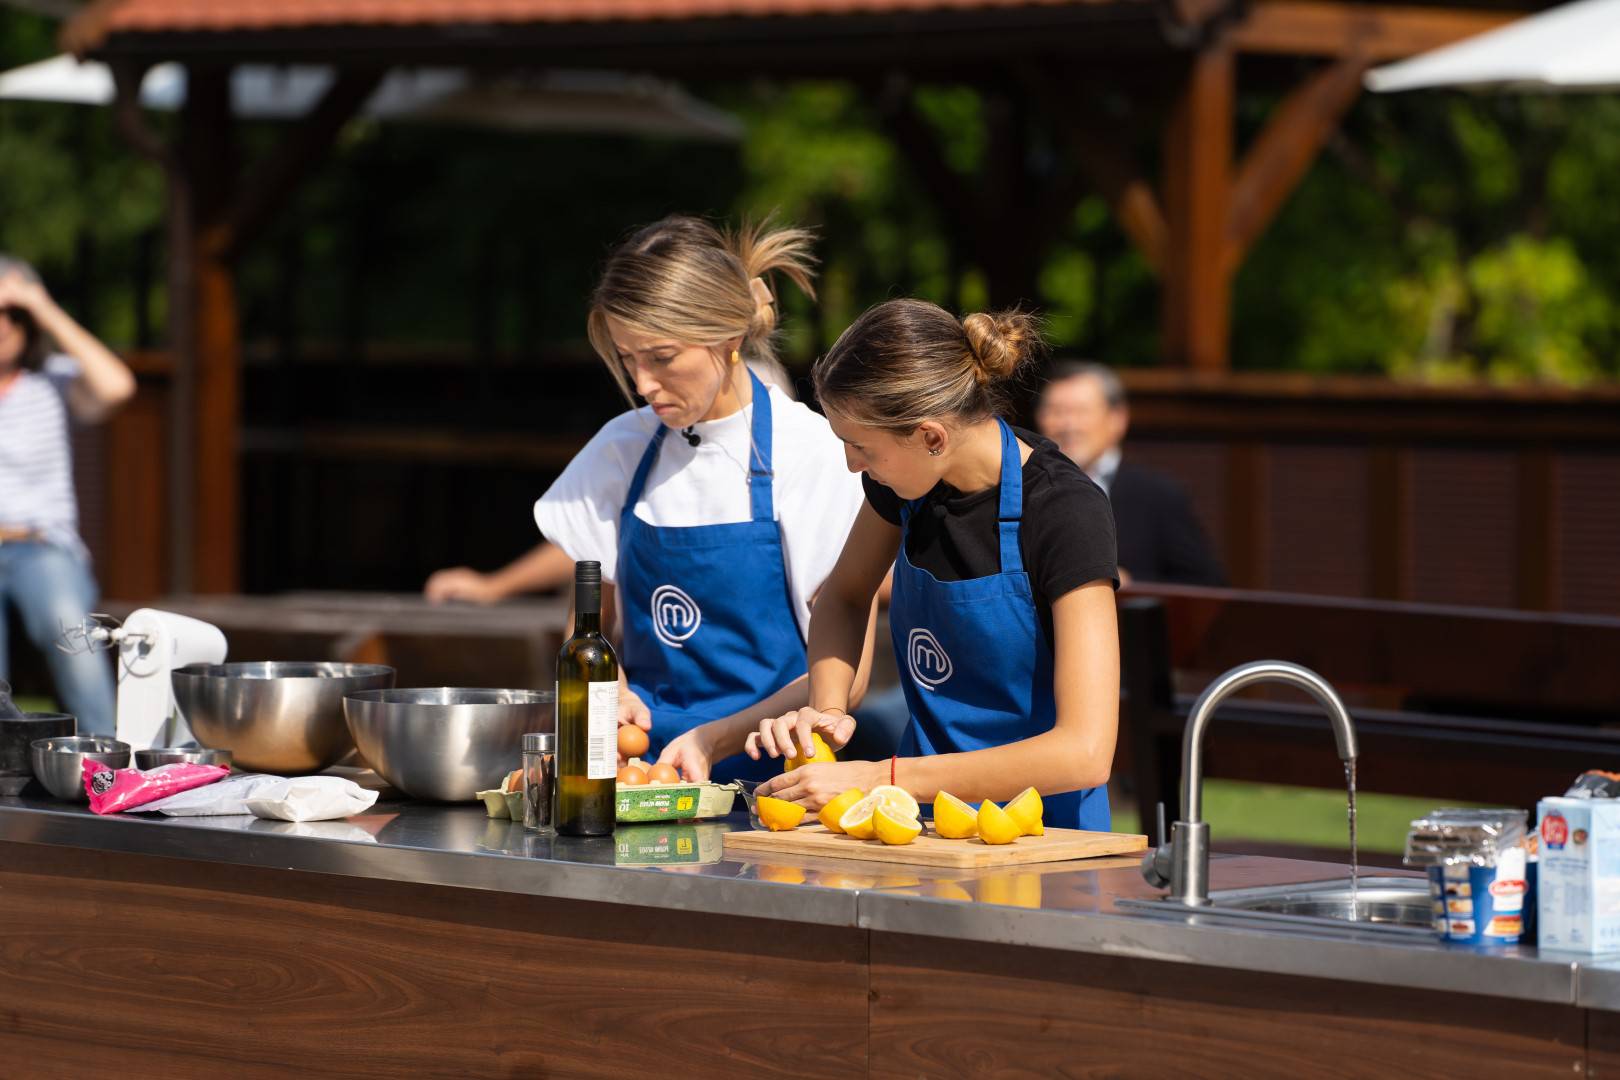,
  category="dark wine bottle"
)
[555,560,618,836]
